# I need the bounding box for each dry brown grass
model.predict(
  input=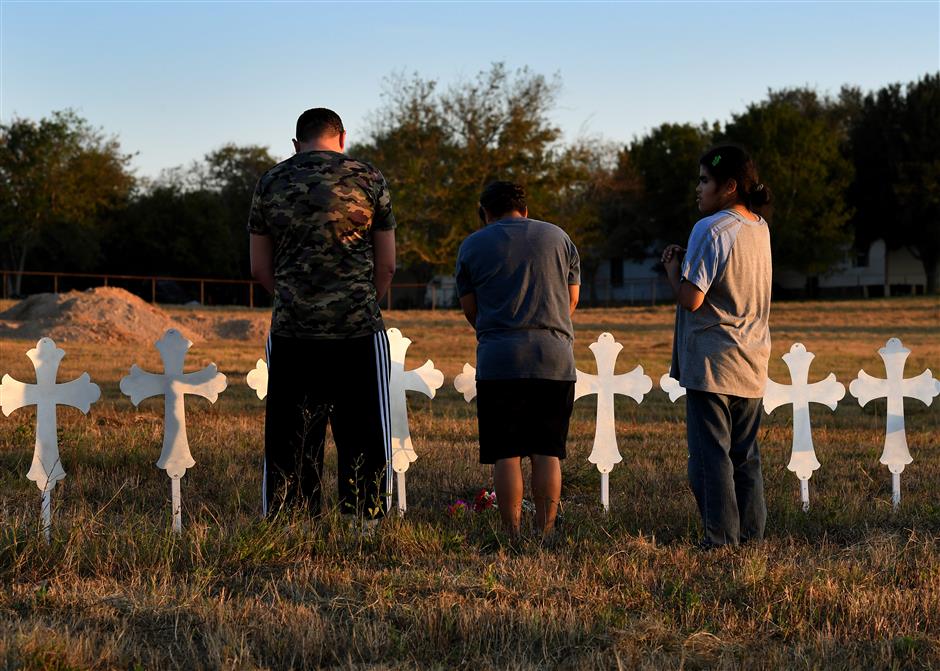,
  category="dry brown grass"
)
[1,297,939,669]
